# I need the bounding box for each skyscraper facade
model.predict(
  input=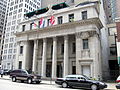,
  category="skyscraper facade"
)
[1,0,41,70]
[0,0,7,68]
